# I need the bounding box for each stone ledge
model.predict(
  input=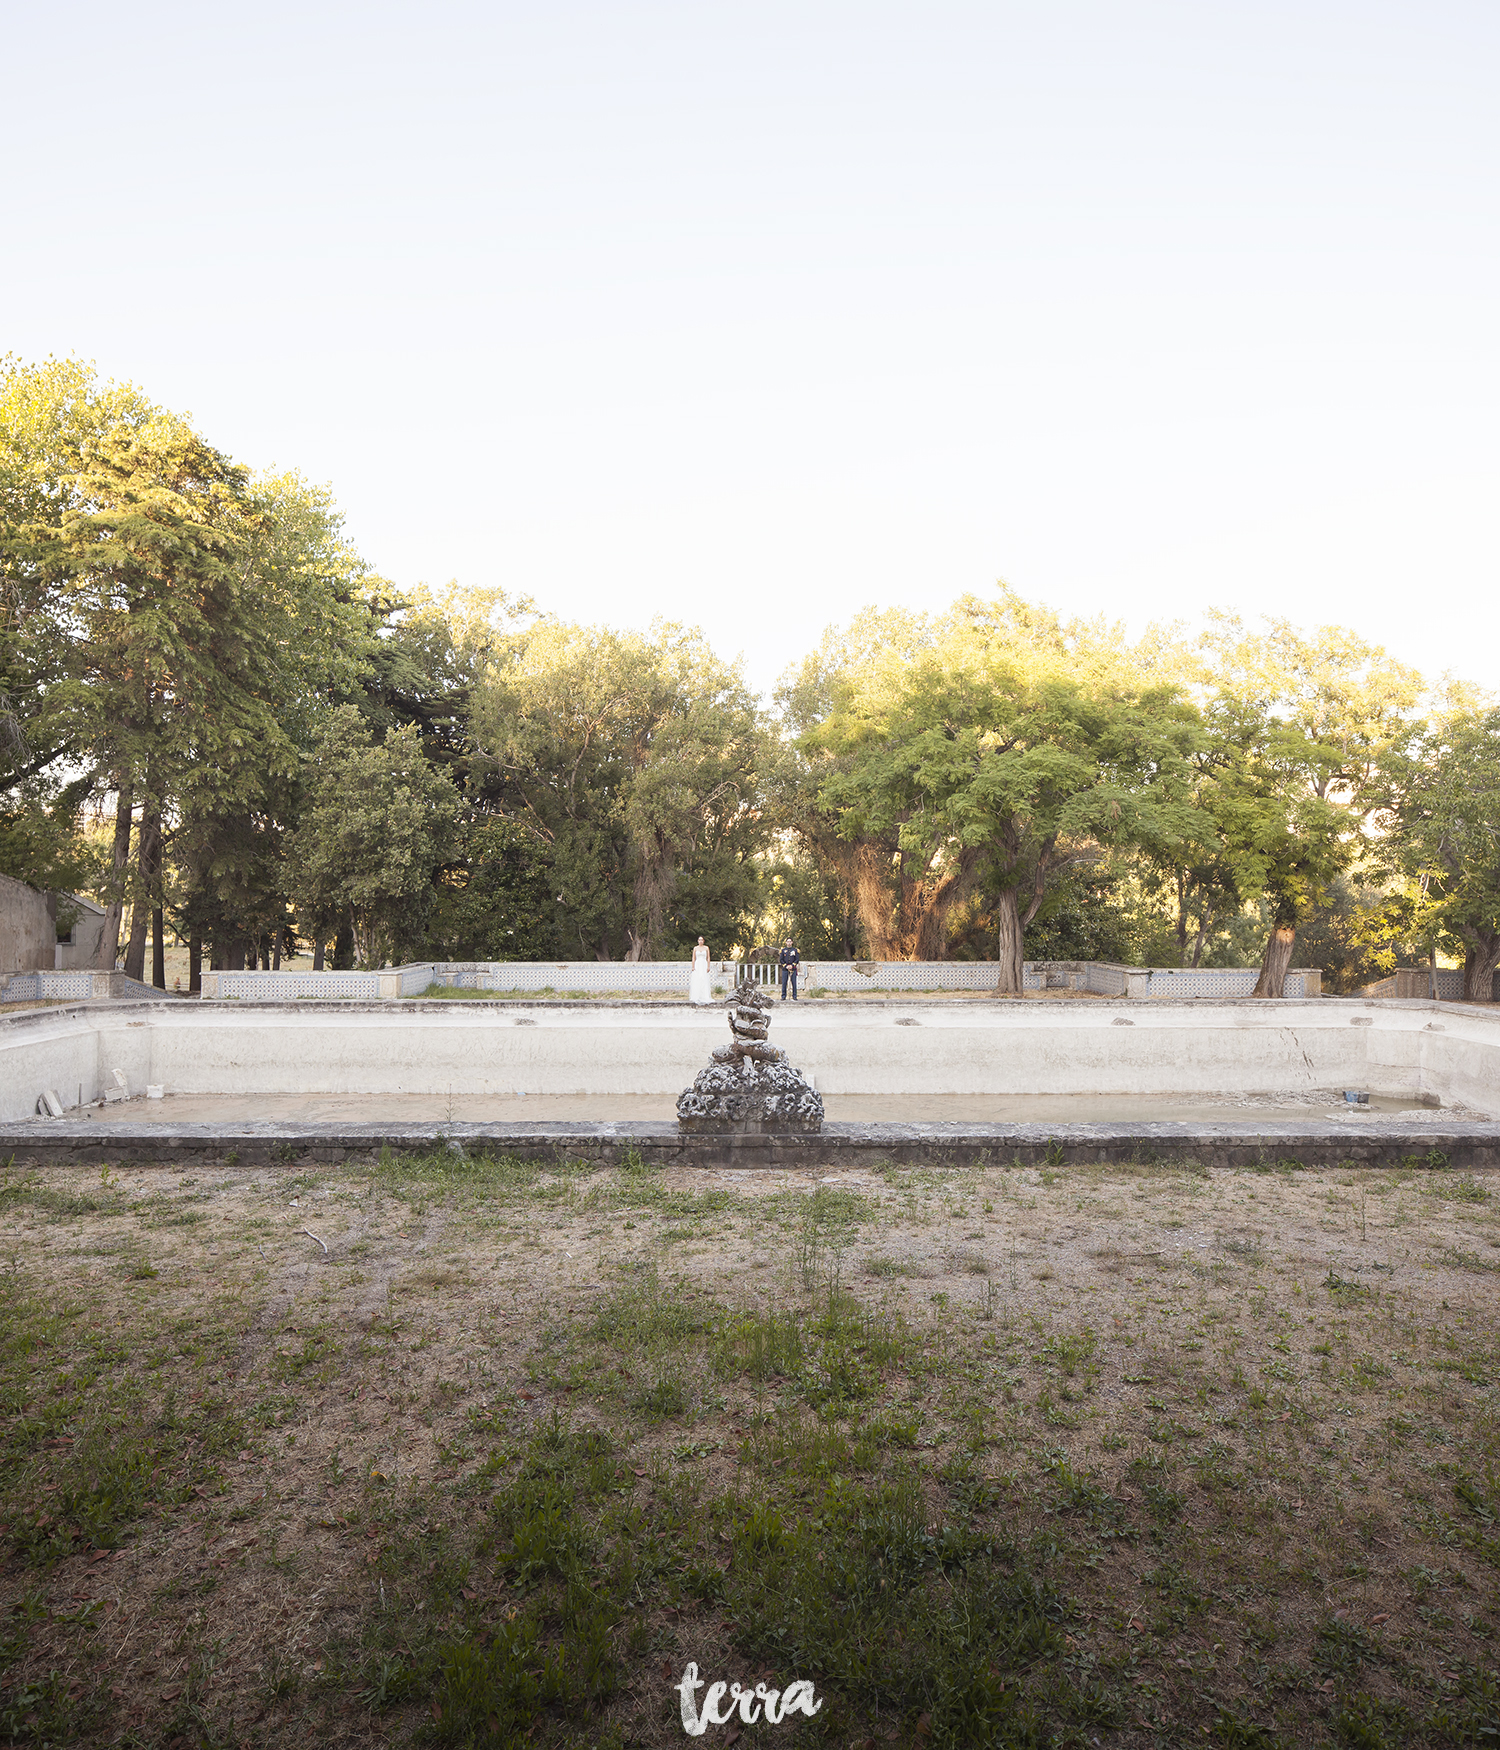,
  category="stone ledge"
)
[2,994,1429,1028]
[0,1119,1493,1171]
